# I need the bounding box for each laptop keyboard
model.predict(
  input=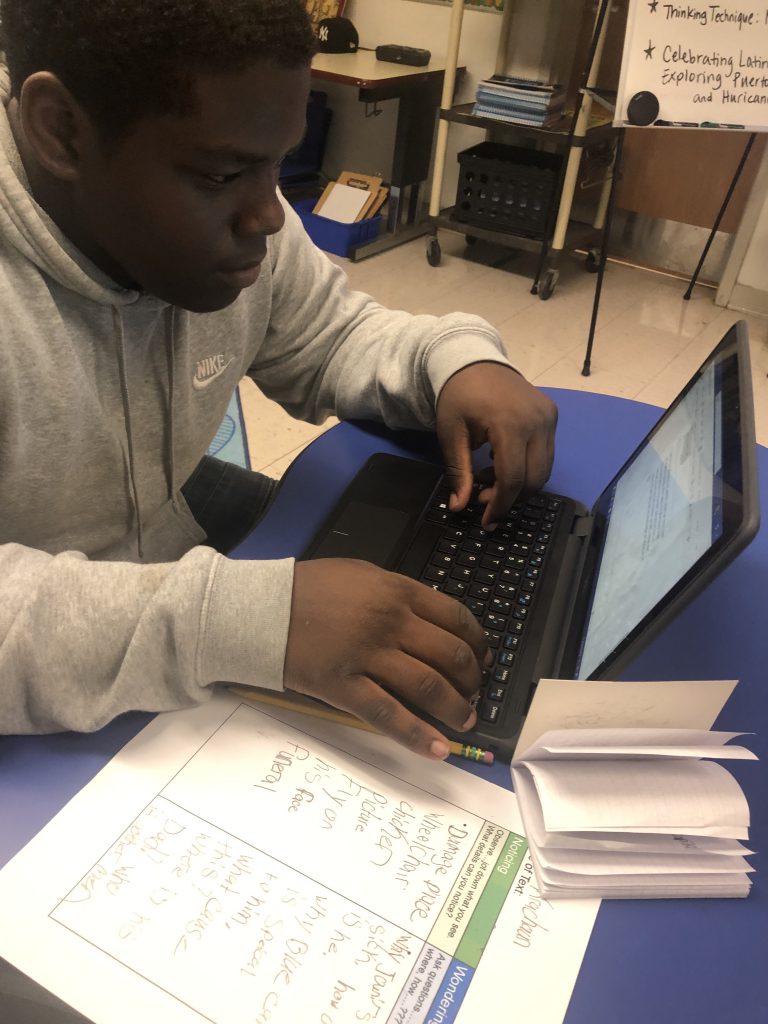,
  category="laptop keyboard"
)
[416,484,563,728]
